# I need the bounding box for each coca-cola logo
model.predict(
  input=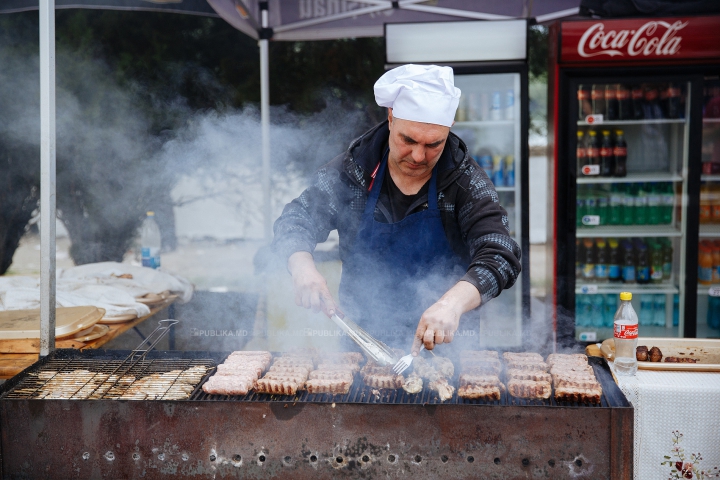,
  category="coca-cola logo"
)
[577,20,687,58]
